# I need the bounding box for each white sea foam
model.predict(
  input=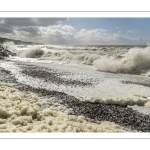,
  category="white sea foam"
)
[16,45,127,65]
[1,61,150,106]
[1,41,16,53]
[128,105,150,115]
[2,45,150,106]
[94,47,150,74]
[59,53,100,65]
[146,71,150,77]
[81,95,150,106]
[0,82,126,132]
[20,48,100,65]
[19,47,44,58]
